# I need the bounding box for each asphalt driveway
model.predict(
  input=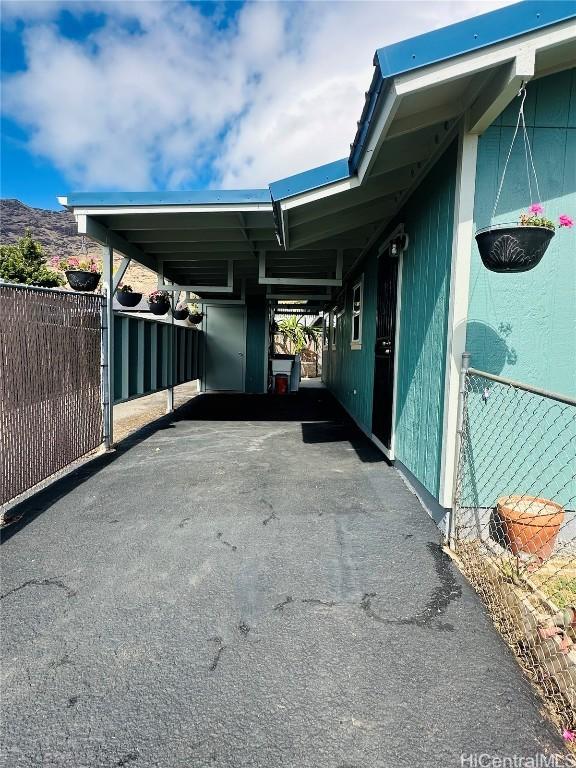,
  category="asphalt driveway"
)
[1,388,565,767]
